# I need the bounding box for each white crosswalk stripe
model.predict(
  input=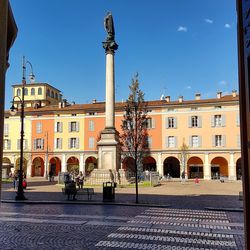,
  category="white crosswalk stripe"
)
[95,208,240,249]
